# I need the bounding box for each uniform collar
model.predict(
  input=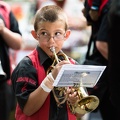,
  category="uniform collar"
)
[36,45,51,65]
